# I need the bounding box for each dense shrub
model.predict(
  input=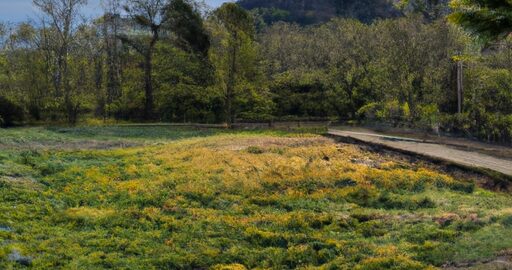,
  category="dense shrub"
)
[376,193,436,210]
[501,215,512,227]
[0,96,24,127]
